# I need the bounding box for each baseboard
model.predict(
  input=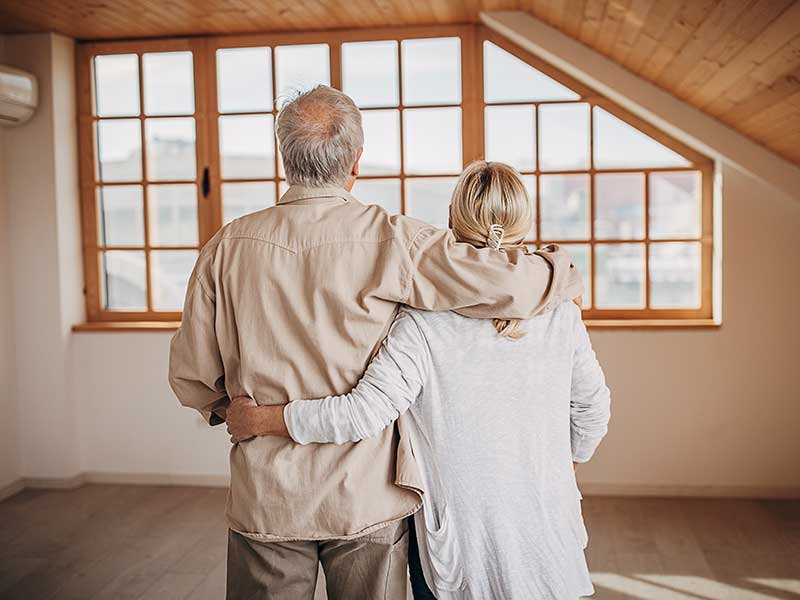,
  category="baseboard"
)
[83,471,230,488]
[3,473,797,501]
[579,481,800,499]
[23,473,86,490]
[0,478,25,502]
